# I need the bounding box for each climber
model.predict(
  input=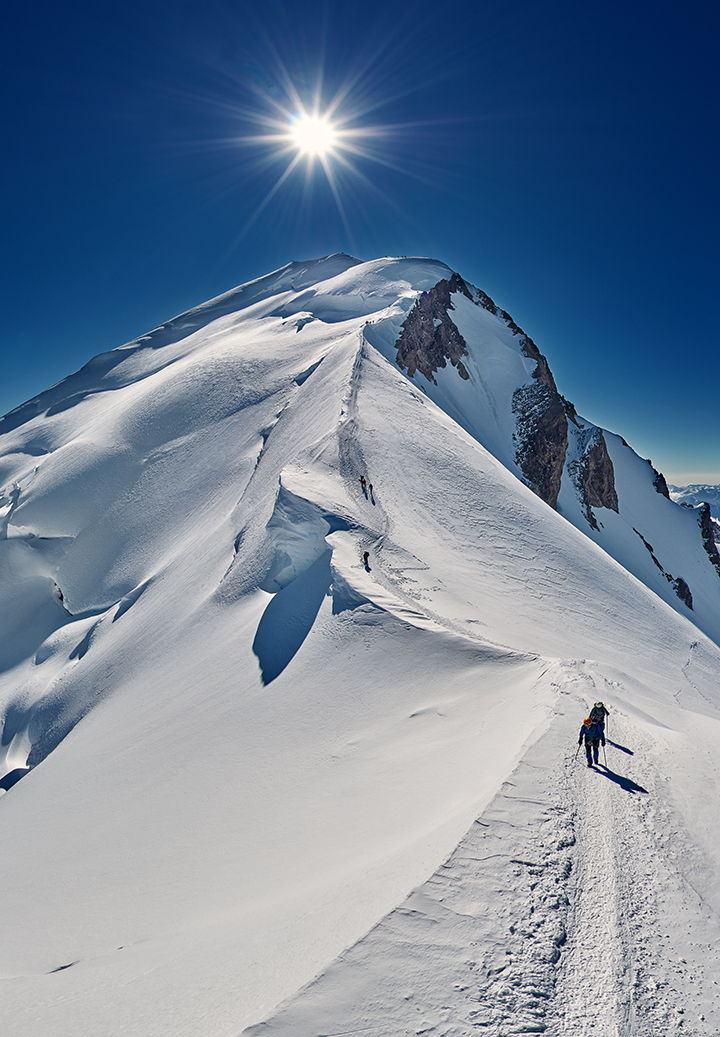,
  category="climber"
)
[589,701,609,730]
[578,716,605,767]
